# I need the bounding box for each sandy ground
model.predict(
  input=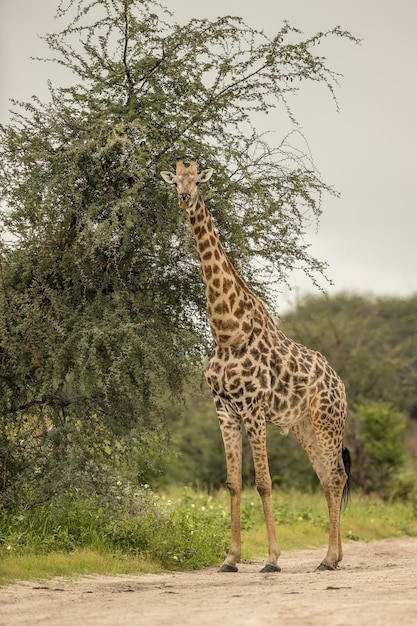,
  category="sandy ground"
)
[1,537,417,626]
